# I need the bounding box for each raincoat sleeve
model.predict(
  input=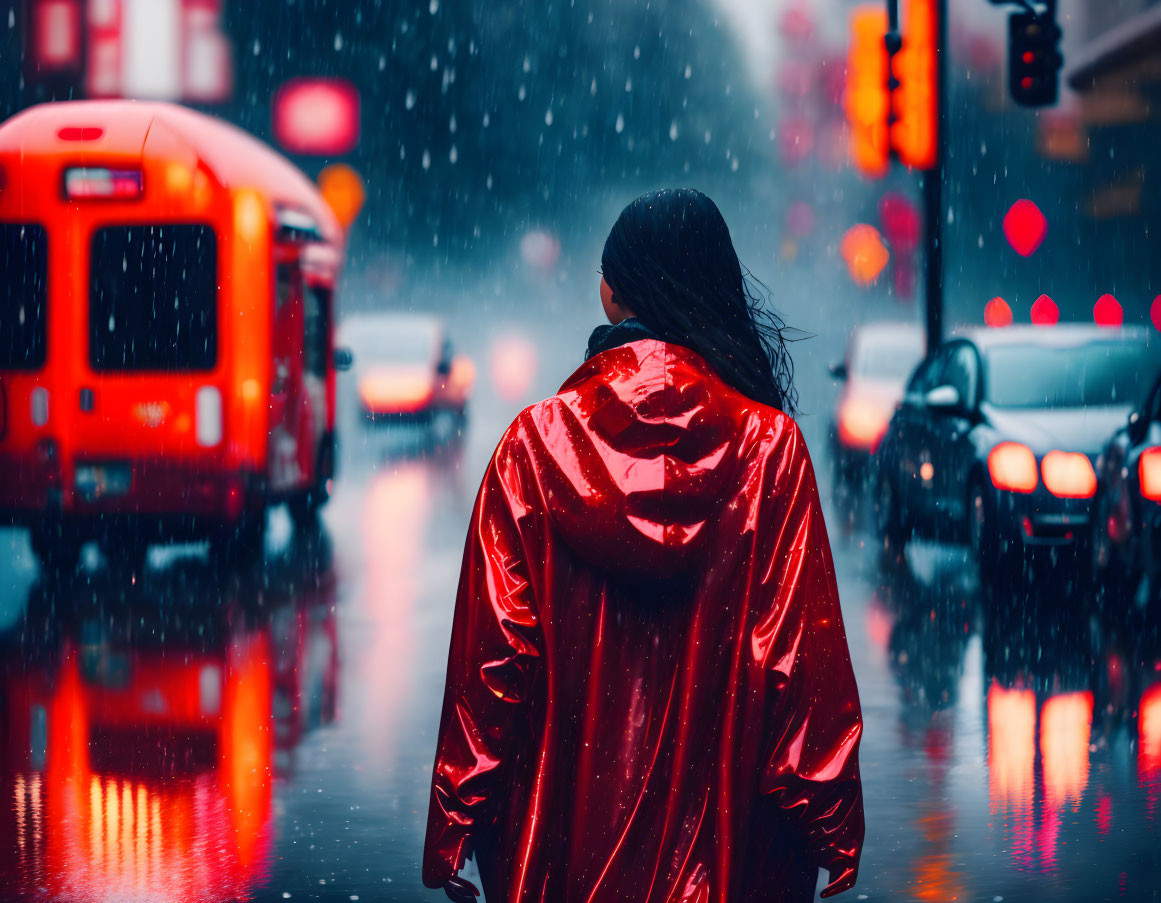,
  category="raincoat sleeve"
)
[752,421,864,897]
[423,431,541,888]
